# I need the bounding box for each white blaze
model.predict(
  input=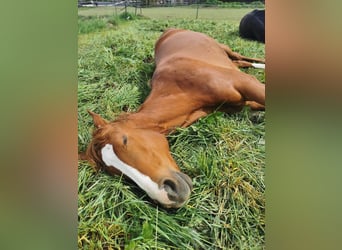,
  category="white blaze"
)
[101,144,174,205]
